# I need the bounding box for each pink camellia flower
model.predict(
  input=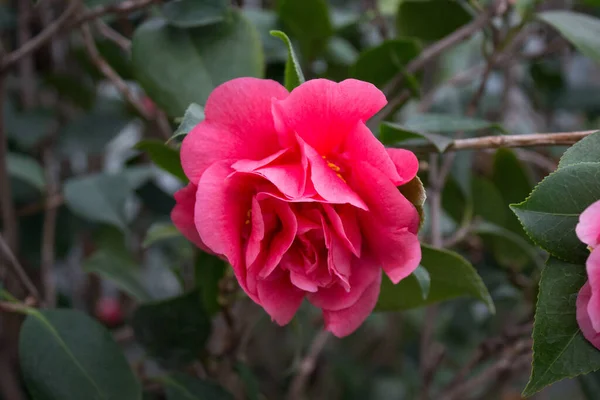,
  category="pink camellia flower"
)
[576,200,600,348]
[171,78,421,337]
